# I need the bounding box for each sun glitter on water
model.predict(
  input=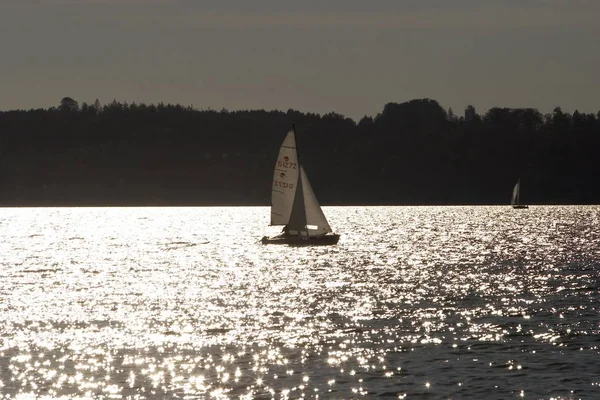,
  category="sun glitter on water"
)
[1,206,600,398]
